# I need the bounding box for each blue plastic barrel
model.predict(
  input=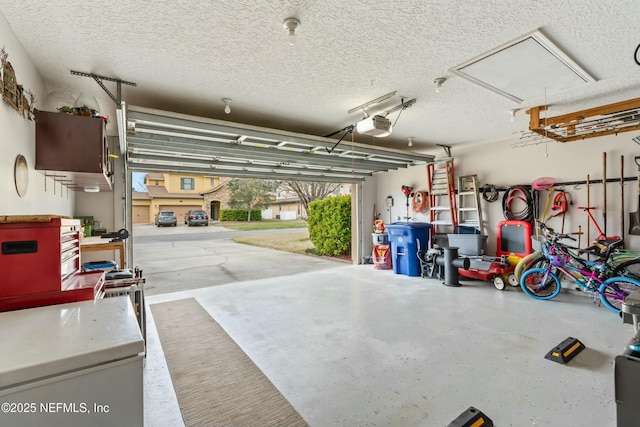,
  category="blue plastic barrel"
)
[385,222,431,276]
